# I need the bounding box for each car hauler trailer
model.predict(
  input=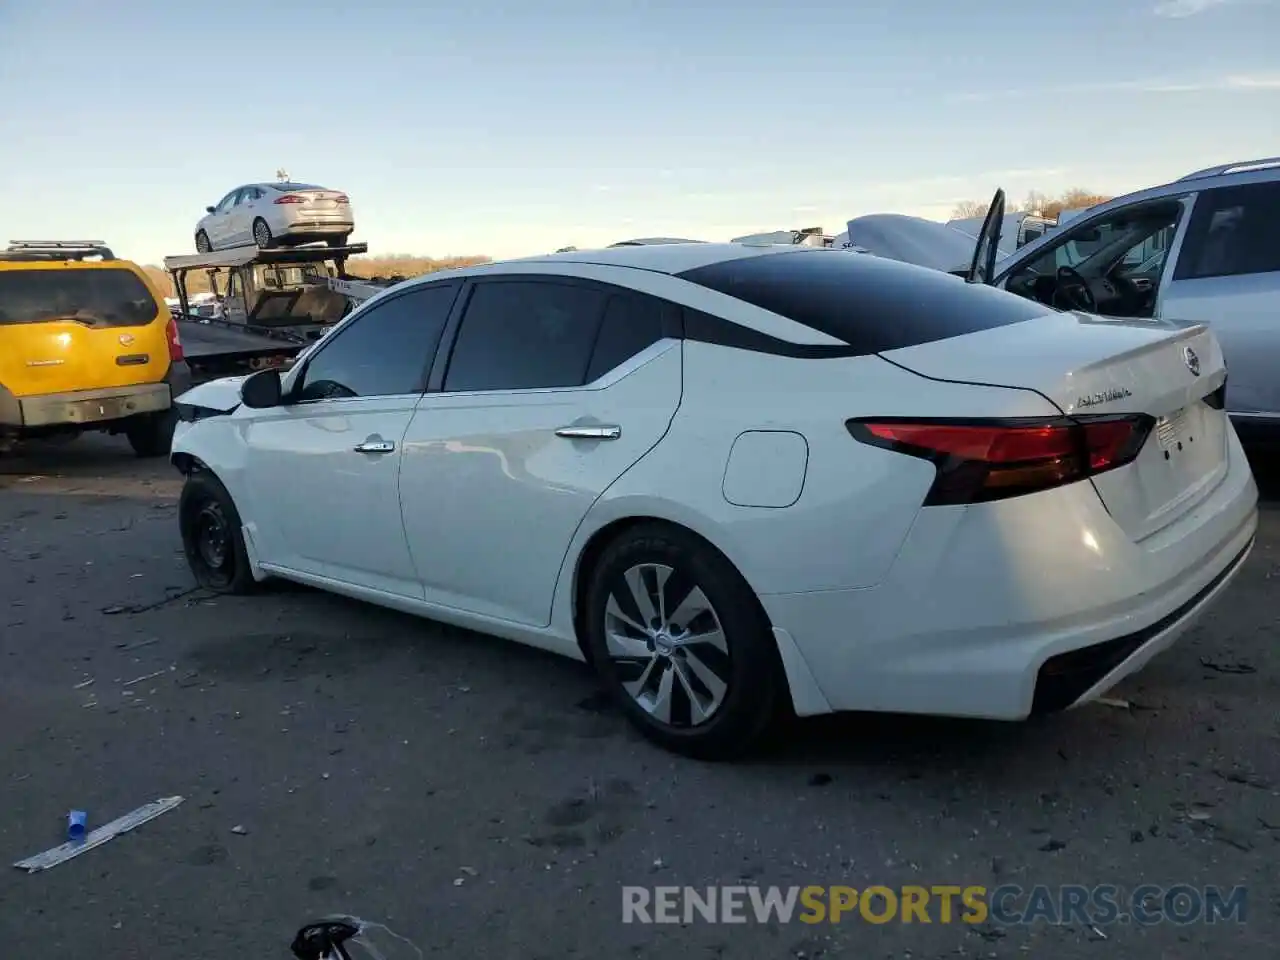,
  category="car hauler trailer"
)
[163,242,396,382]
